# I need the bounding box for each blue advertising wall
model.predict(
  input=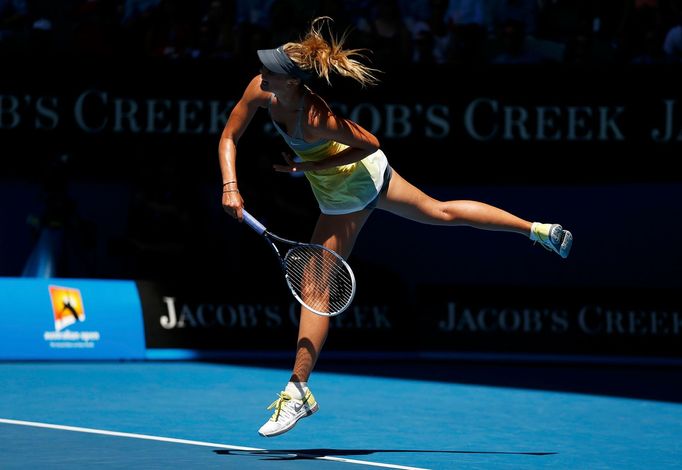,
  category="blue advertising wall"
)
[0,278,145,360]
